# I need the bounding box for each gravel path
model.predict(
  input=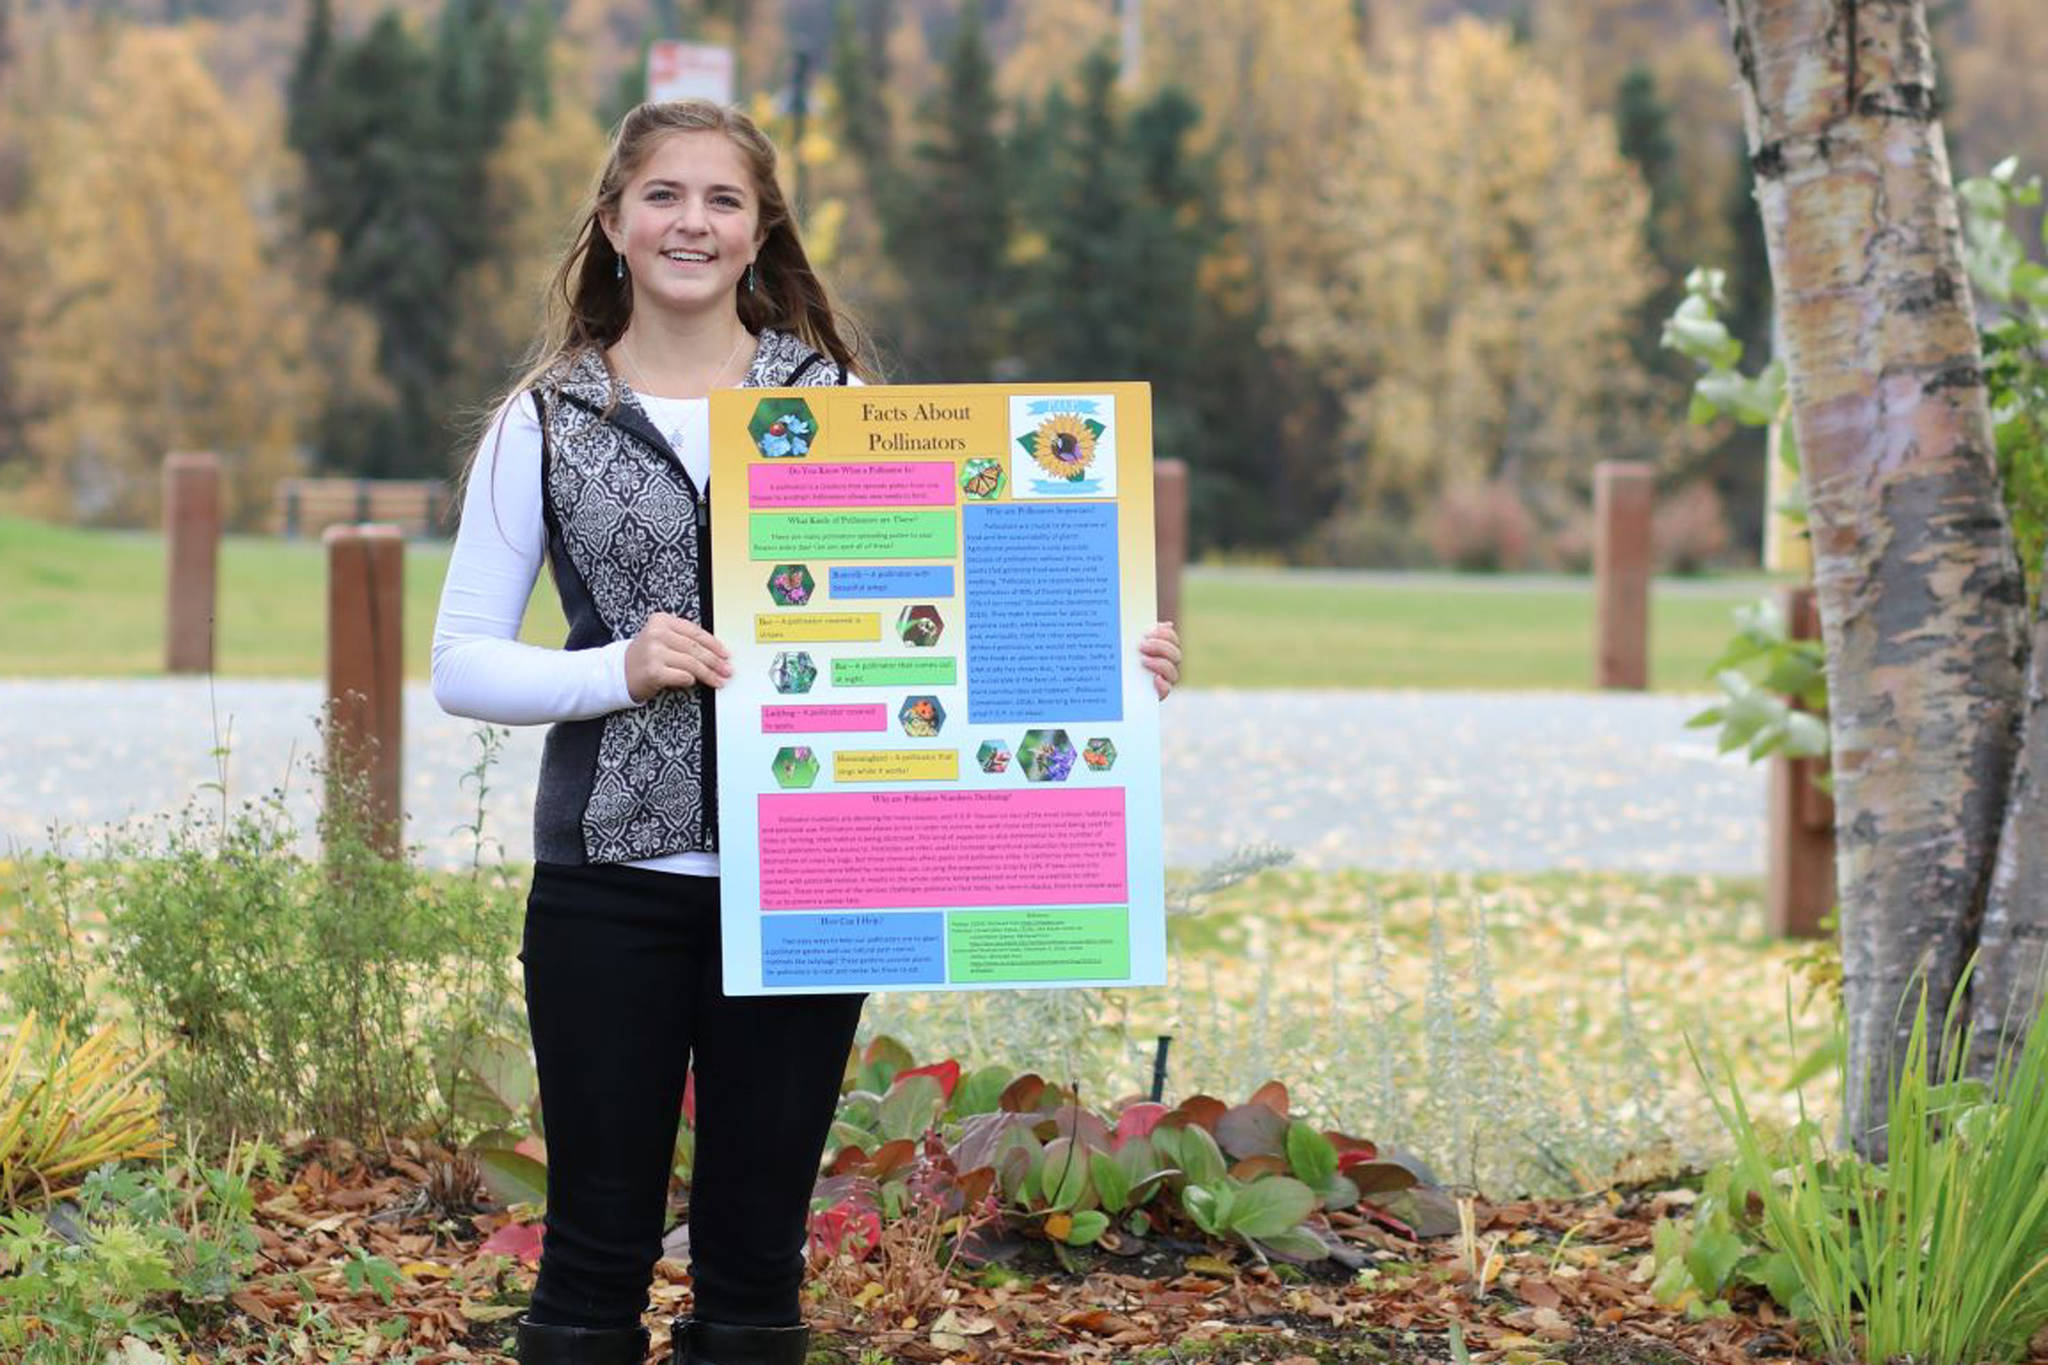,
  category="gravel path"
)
[0,681,1764,875]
